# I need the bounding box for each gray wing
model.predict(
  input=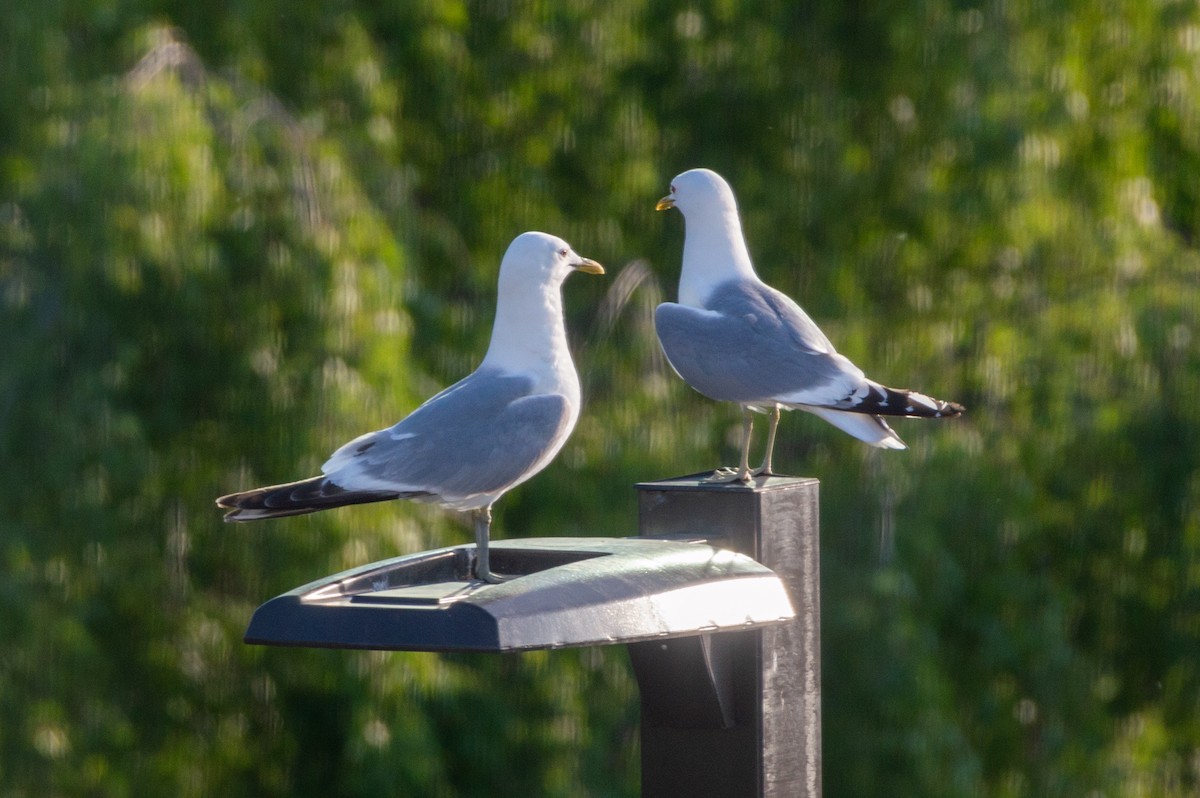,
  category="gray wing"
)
[322,369,573,499]
[655,279,865,405]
